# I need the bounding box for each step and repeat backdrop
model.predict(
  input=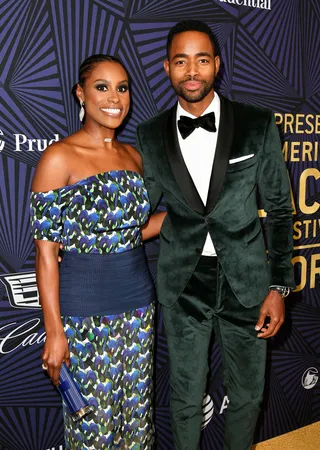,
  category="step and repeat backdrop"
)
[1,0,320,449]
